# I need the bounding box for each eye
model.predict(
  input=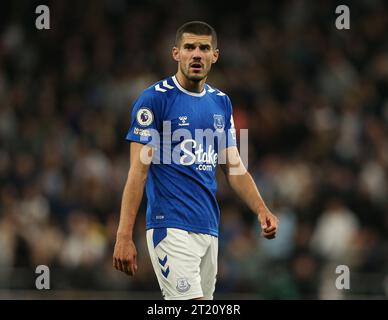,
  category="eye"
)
[184,44,195,50]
